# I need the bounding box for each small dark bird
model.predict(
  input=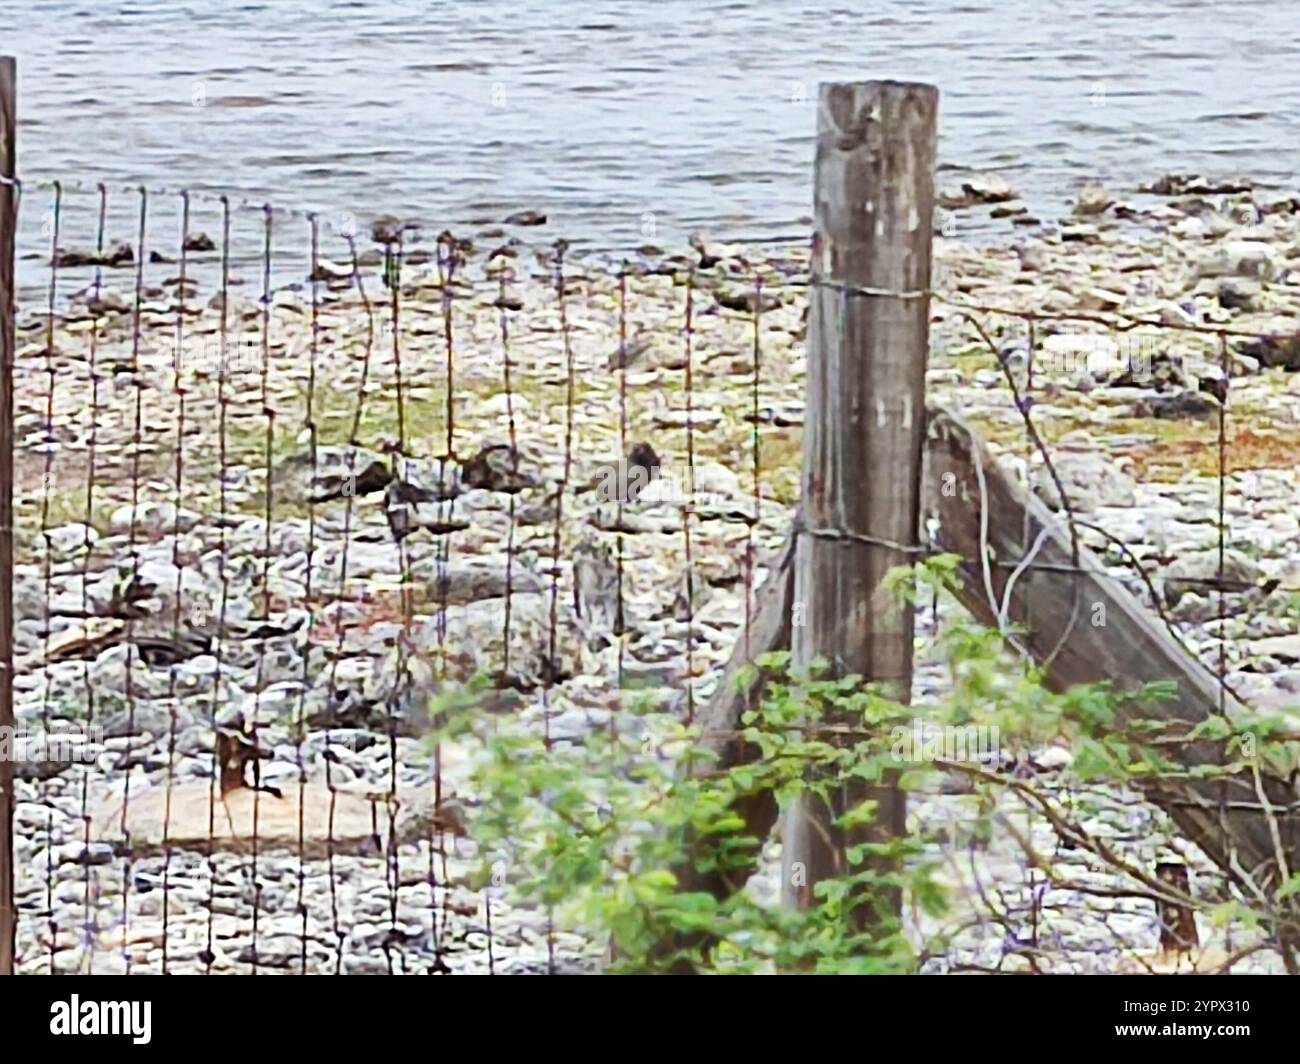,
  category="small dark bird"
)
[461,442,536,493]
[383,476,471,541]
[105,574,157,620]
[436,231,475,269]
[371,216,414,246]
[626,441,660,503]
[1198,372,1229,404]
[382,448,442,543]
[628,441,658,475]
[689,233,720,269]
[487,239,521,262]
